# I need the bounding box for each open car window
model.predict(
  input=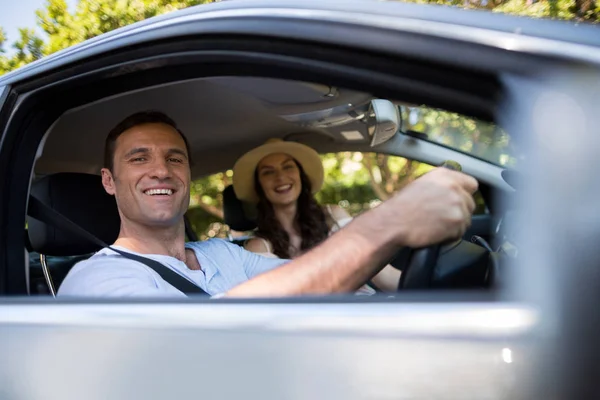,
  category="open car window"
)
[400,105,520,168]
